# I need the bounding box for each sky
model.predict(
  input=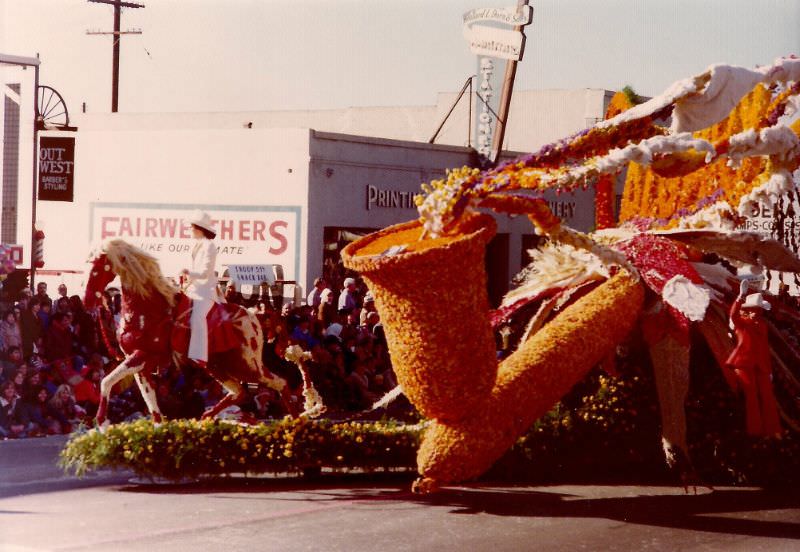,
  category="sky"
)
[1,0,799,115]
